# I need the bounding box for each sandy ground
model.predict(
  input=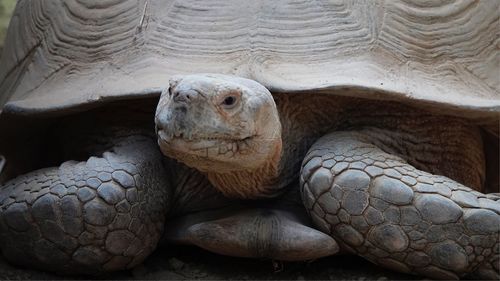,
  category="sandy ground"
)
[0,245,423,280]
